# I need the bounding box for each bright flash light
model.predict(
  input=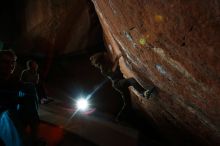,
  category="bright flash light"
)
[76,98,89,111]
